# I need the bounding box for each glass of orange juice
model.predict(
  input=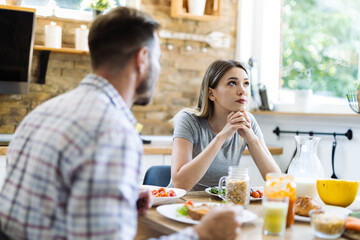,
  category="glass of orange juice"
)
[263,195,289,236]
[264,173,296,228]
